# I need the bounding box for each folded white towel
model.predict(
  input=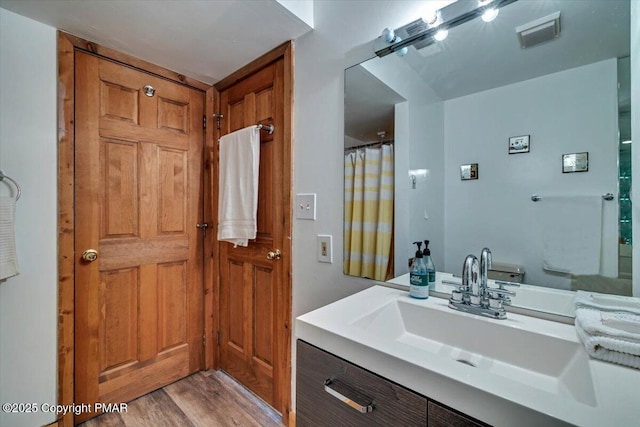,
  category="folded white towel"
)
[0,196,19,280]
[538,196,602,275]
[575,308,640,344]
[575,308,640,370]
[575,290,640,316]
[575,320,640,370]
[601,312,640,335]
[217,125,260,247]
